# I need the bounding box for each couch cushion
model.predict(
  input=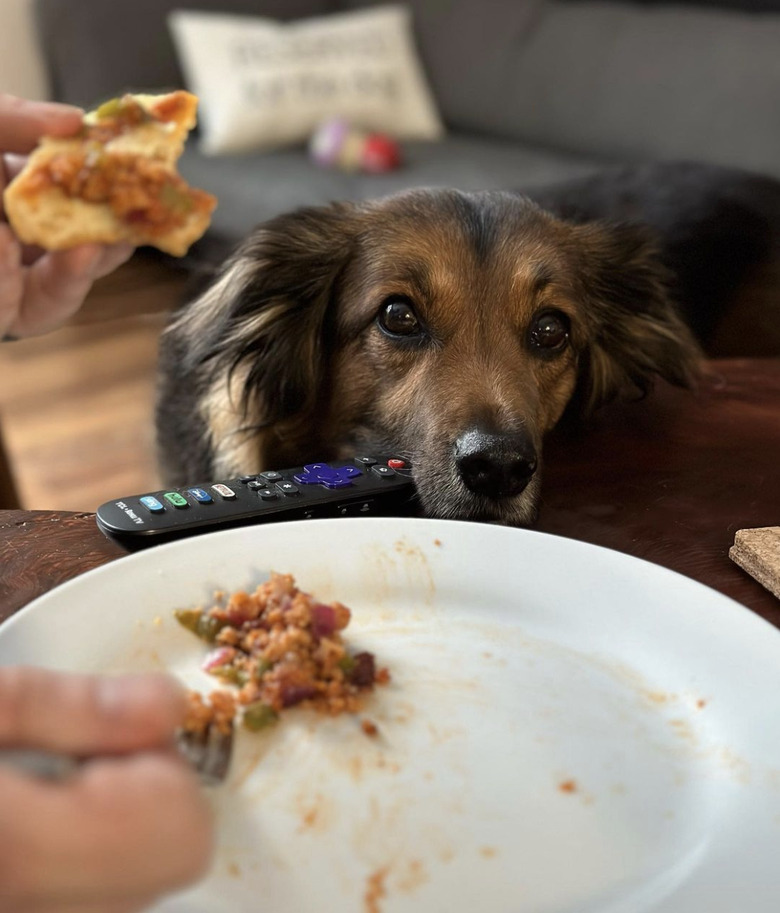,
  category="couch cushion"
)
[338,0,546,136]
[178,131,605,257]
[34,0,337,107]
[169,5,443,155]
